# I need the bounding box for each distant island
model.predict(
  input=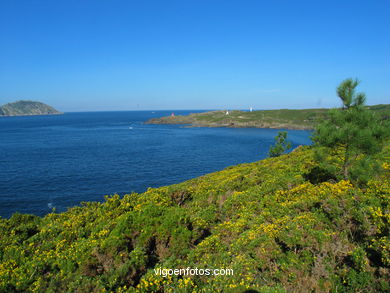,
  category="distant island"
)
[0,100,62,117]
[146,104,390,130]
